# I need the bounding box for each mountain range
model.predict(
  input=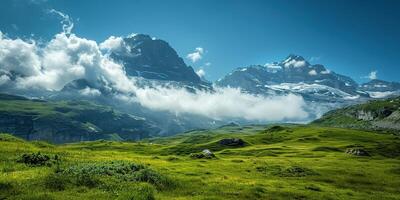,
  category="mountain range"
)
[0,33,399,141]
[216,54,400,102]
